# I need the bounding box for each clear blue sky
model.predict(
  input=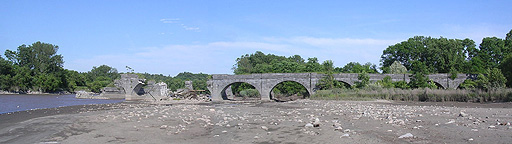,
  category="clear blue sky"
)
[1,0,511,76]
